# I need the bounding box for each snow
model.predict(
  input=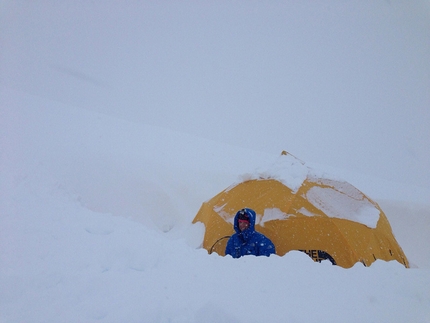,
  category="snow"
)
[1,1,430,322]
[259,208,289,226]
[238,153,383,228]
[305,184,380,228]
[242,152,308,193]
